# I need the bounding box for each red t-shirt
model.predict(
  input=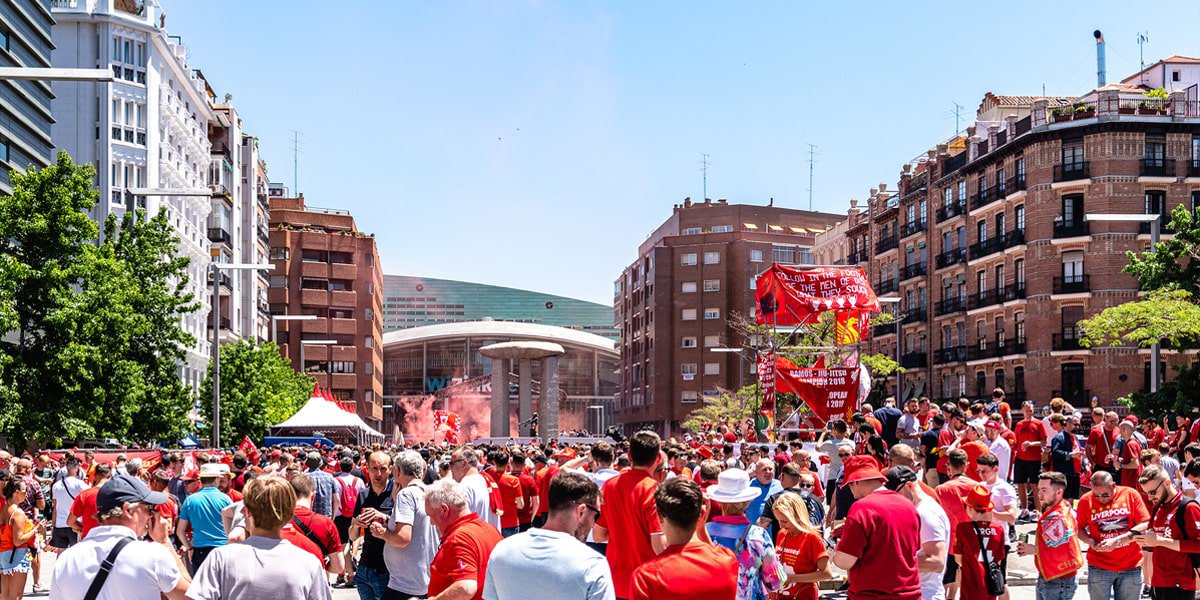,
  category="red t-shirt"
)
[292,505,343,556]
[952,520,1006,600]
[599,469,663,598]
[428,512,503,600]
[1076,486,1149,572]
[835,489,921,599]
[961,440,990,481]
[224,488,243,502]
[1119,438,1143,488]
[865,416,883,435]
[515,472,536,525]
[1147,492,1200,590]
[535,465,558,517]
[935,428,955,474]
[1144,426,1166,449]
[280,521,326,566]
[1014,419,1044,462]
[497,473,522,529]
[935,475,978,549]
[776,529,828,600]
[1086,426,1115,468]
[630,540,737,600]
[70,487,101,539]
